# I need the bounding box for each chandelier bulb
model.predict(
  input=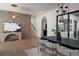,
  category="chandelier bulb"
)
[65,6,68,9]
[63,10,66,13]
[60,6,63,9]
[56,10,59,13]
